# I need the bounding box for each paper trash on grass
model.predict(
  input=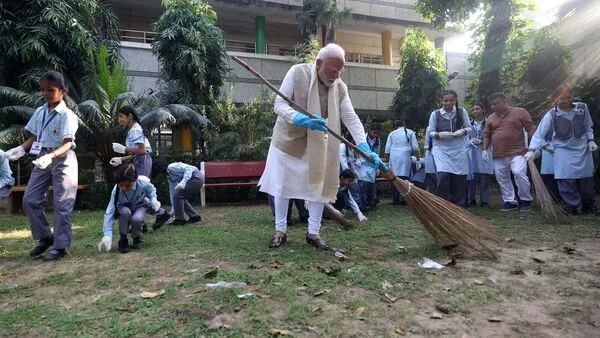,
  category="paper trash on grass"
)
[418,258,444,269]
[237,293,255,299]
[206,281,247,289]
[140,289,166,298]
